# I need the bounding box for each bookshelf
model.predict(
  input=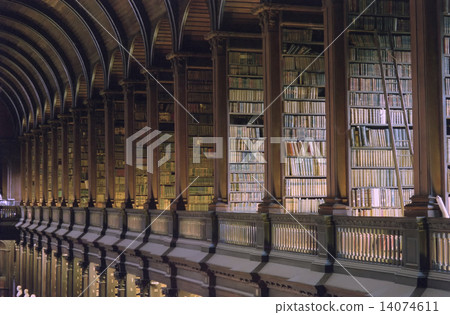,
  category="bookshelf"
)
[80,114,89,206]
[68,121,74,204]
[227,49,264,212]
[95,109,106,207]
[114,100,125,207]
[48,129,52,203]
[57,126,63,203]
[134,95,147,209]
[39,133,43,204]
[157,75,175,210]
[187,67,214,211]
[281,27,326,213]
[443,0,450,209]
[347,0,413,217]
